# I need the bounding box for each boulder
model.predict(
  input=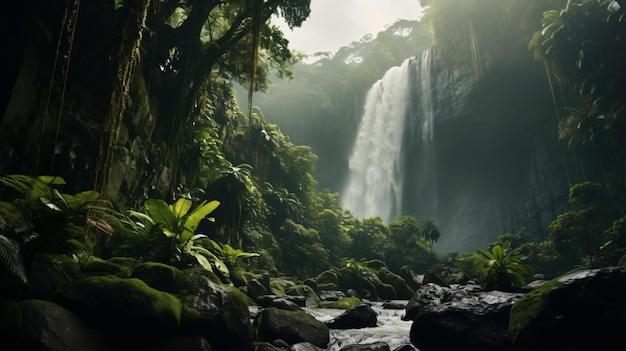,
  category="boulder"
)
[403,283,447,321]
[326,304,377,330]
[377,268,414,300]
[339,341,390,351]
[129,262,180,292]
[399,266,422,292]
[318,297,362,309]
[317,290,346,301]
[177,271,254,351]
[510,266,626,350]
[256,295,303,311]
[286,284,322,307]
[248,278,269,300]
[254,307,330,348]
[408,283,523,351]
[422,270,449,288]
[290,342,326,350]
[53,275,182,340]
[392,345,418,351]
[19,299,106,351]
